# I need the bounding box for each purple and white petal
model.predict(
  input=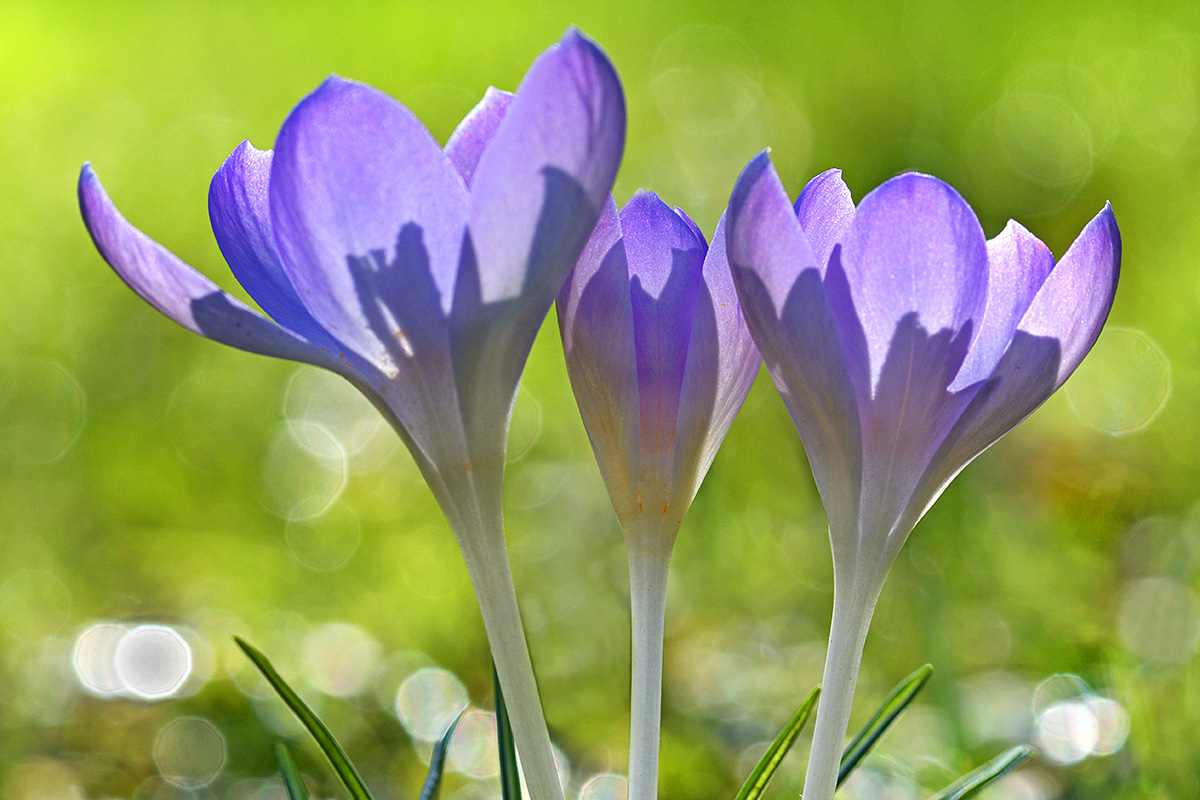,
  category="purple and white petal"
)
[209,141,339,349]
[623,193,707,509]
[444,87,515,187]
[467,28,625,305]
[952,220,1055,389]
[1017,203,1121,386]
[671,212,760,512]
[794,168,856,270]
[557,196,642,523]
[840,172,988,392]
[270,76,469,371]
[727,153,864,533]
[80,164,340,371]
